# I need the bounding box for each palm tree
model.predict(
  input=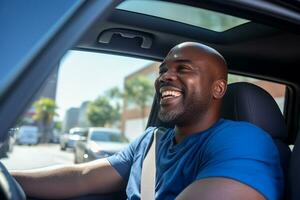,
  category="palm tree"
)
[32,98,58,143]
